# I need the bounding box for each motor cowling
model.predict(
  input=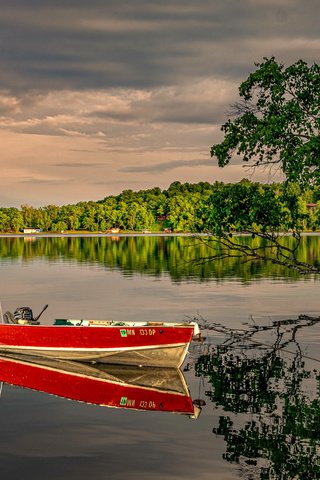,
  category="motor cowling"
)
[14,307,34,322]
